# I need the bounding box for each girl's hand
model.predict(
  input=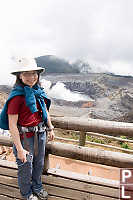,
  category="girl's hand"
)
[48,130,55,141]
[17,149,29,163]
